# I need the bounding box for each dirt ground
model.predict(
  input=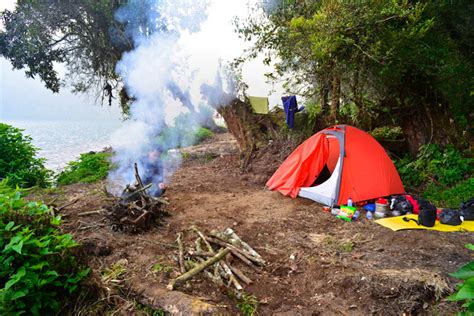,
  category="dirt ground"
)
[36,133,472,315]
